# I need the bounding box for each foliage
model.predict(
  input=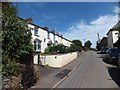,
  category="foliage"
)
[85,40,92,48]
[45,44,67,54]
[69,44,76,52]
[2,2,36,89]
[71,40,83,52]
[2,2,33,72]
[72,40,82,47]
[56,44,67,53]
[2,60,21,76]
[45,43,82,55]
[45,45,57,54]
[20,54,37,89]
